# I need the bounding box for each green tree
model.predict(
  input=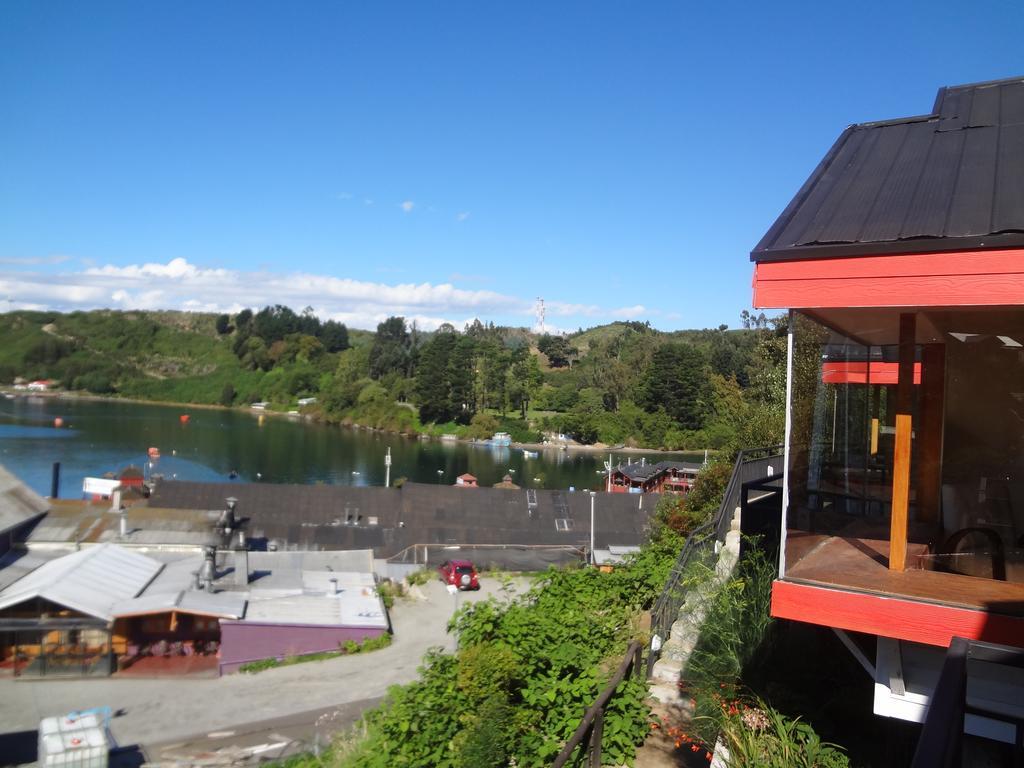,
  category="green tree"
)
[639,343,713,429]
[448,335,477,423]
[219,383,236,406]
[369,316,411,380]
[415,327,457,423]
[215,314,232,335]
[318,319,349,353]
[537,334,577,368]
